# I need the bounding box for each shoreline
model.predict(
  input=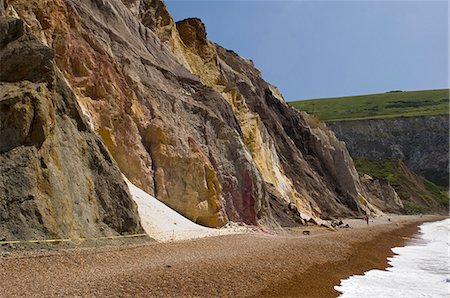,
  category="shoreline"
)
[258,216,442,297]
[0,215,445,297]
